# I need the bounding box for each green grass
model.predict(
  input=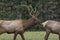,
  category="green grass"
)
[0,31,59,40]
